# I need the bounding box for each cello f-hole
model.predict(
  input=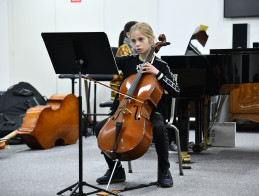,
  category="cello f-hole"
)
[134,105,141,120]
[113,110,122,121]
